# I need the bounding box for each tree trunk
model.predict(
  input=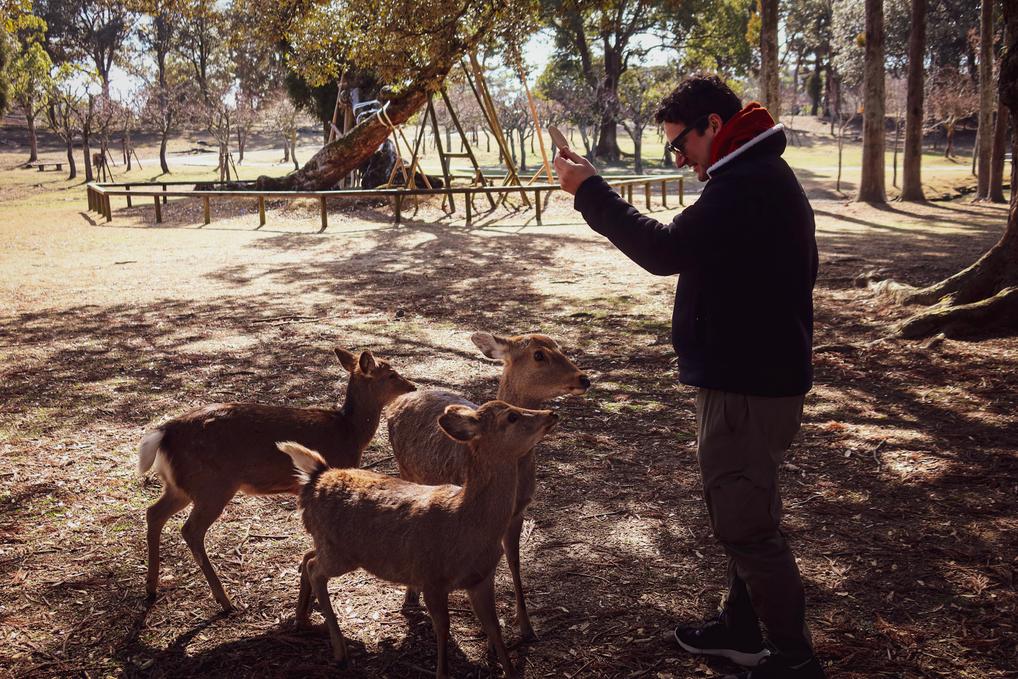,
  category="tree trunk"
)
[26,111,38,163]
[760,0,781,120]
[282,135,290,163]
[894,0,1018,338]
[65,139,77,180]
[290,136,299,170]
[857,0,886,203]
[159,131,170,174]
[83,134,94,182]
[519,129,526,172]
[946,122,955,157]
[634,131,643,174]
[990,100,1009,202]
[901,0,927,201]
[256,60,454,191]
[237,127,246,164]
[594,43,622,161]
[976,0,995,198]
[892,113,901,187]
